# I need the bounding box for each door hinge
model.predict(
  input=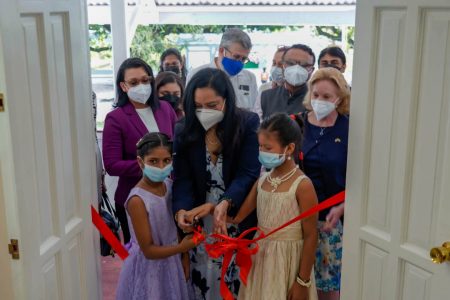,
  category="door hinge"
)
[0,93,4,112]
[8,239,19,260]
